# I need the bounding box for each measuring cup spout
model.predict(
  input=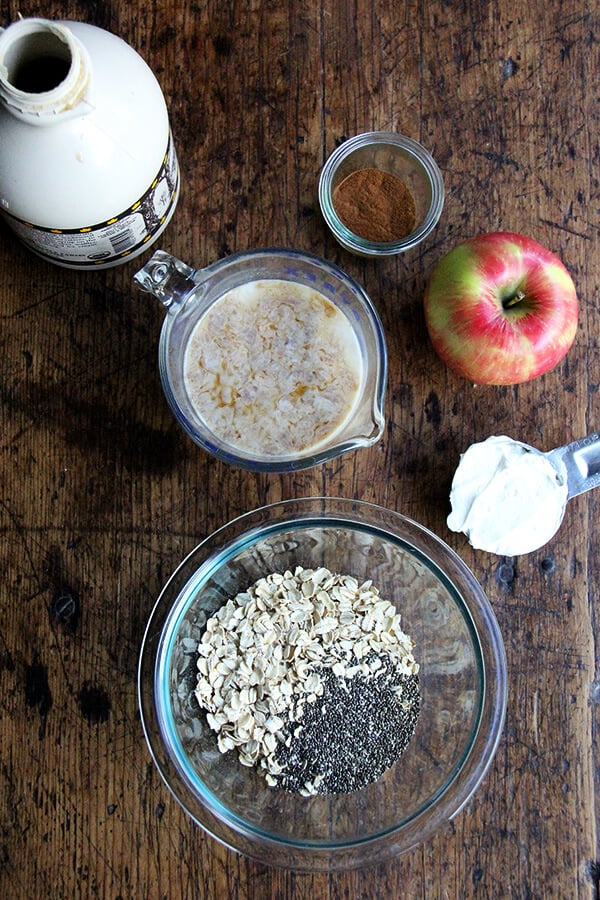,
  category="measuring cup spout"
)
[133,250,199,310]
